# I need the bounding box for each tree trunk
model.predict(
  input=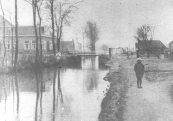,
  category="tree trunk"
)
[147,50,150,58]
[137,50,139,58]
[2,13,6,66]
[56,29,60,52]
[32,0,39,65]
[14,0,19,70]
[57,19,63,52]
[92,42,95,52]
[0,0,6,66]
[11,26,14,66]
[14,72,20,113]
[36,4,42,63]
[38,22,42,62]
[51,0,56,56]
